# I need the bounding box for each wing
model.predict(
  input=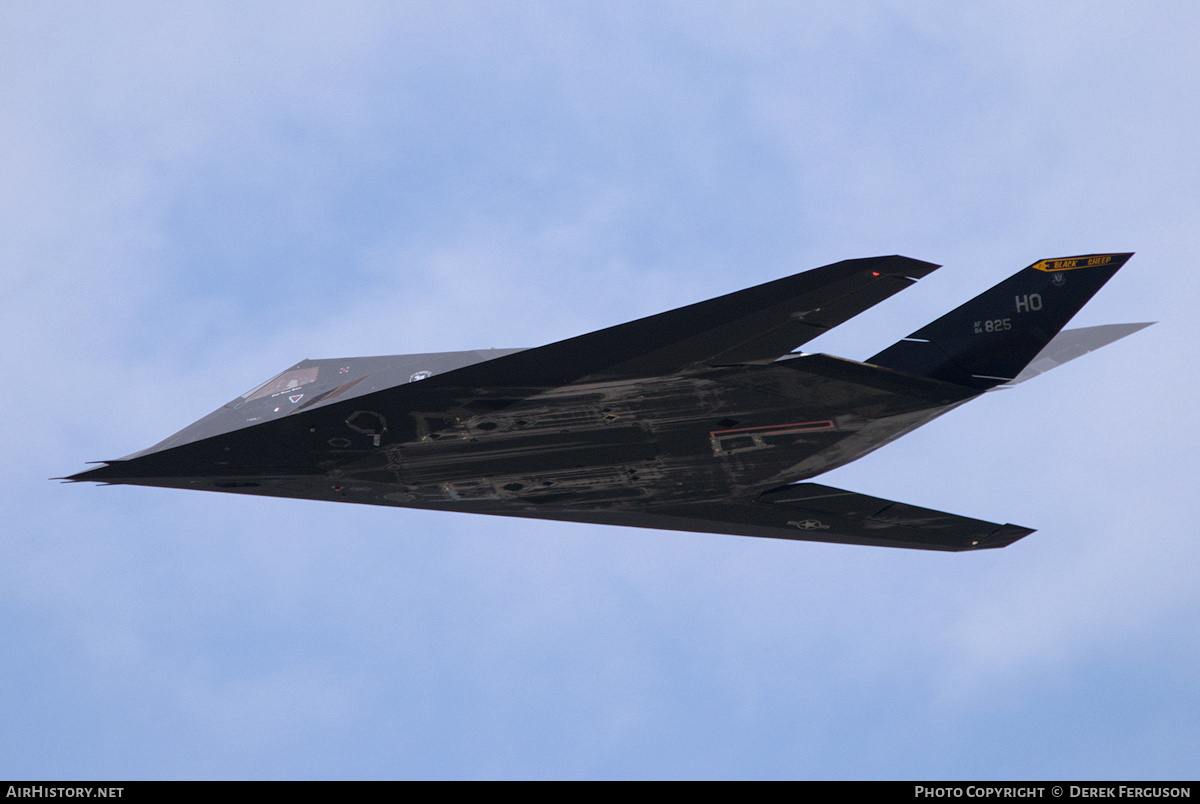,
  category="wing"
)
[484,483,1032,552]
[67,256,940,482]
[429,482,1032,552]
[412,255,939,390]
